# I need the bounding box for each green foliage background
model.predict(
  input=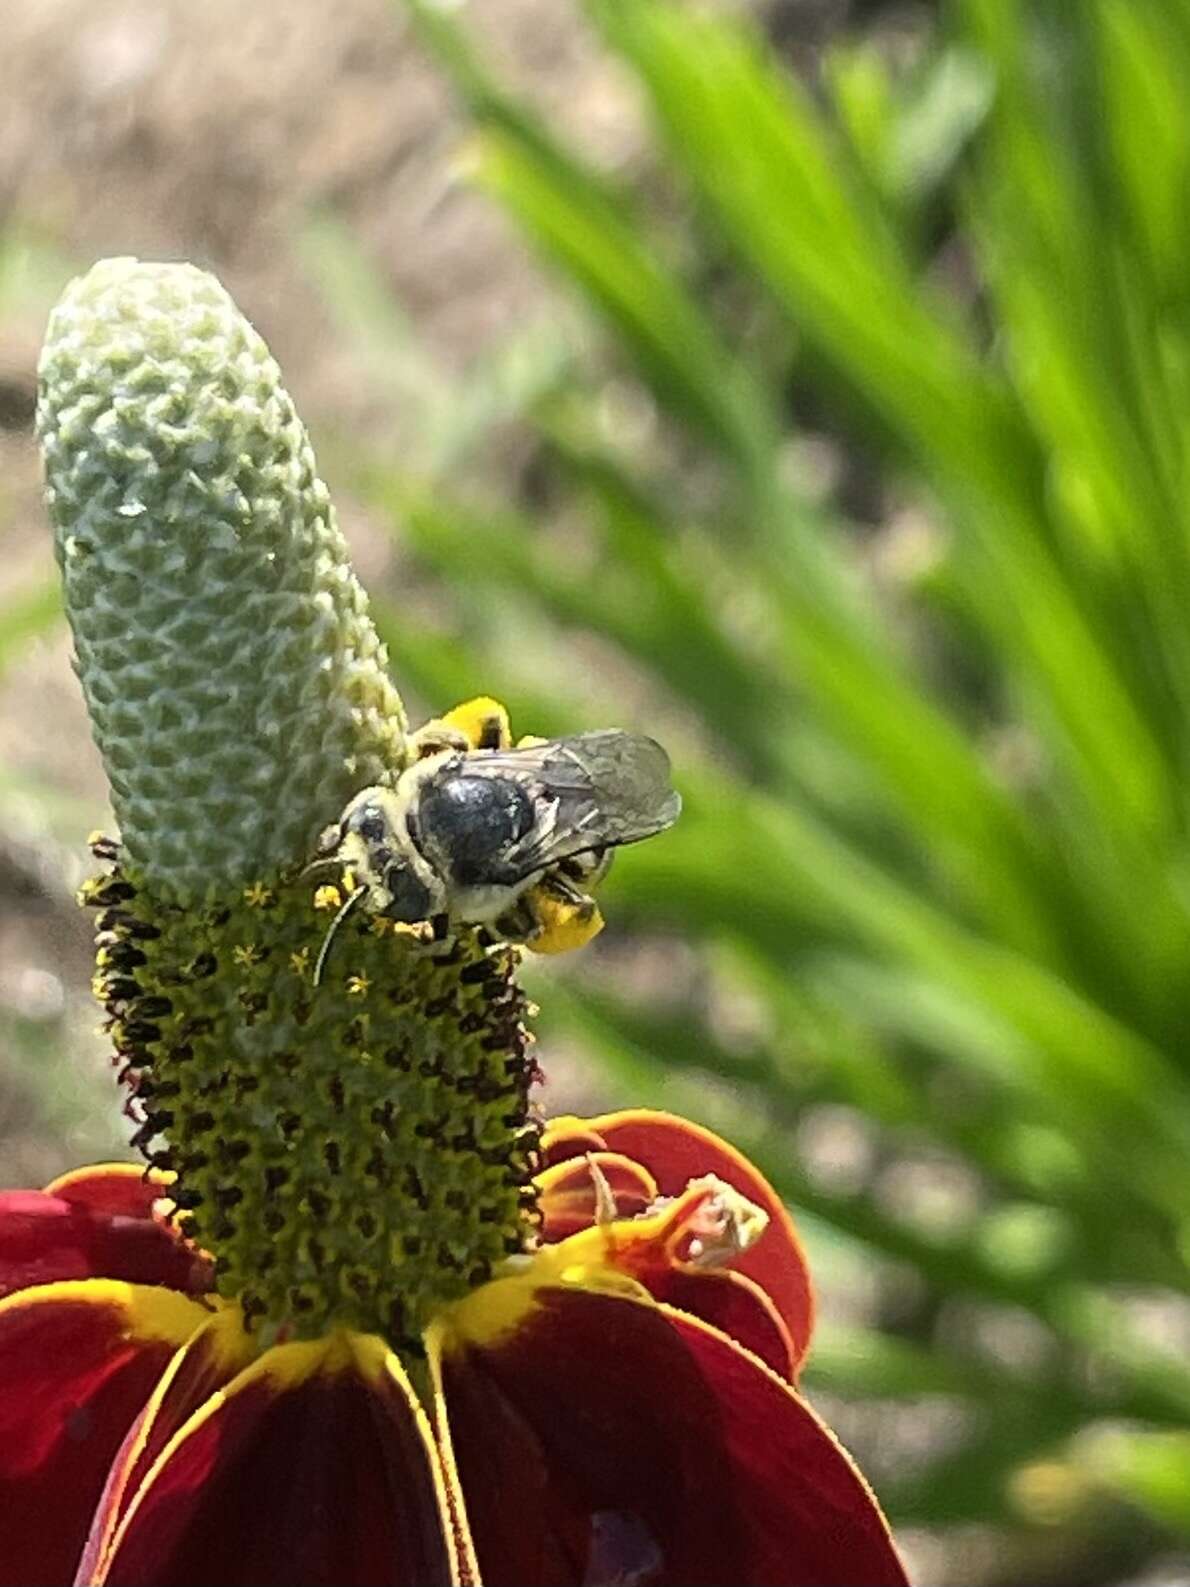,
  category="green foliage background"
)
[2,1,1189,1581]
